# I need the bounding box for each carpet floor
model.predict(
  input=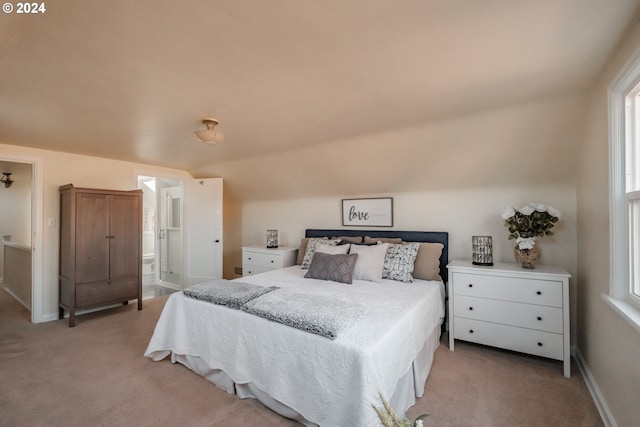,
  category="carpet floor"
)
[0,288,602,427]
